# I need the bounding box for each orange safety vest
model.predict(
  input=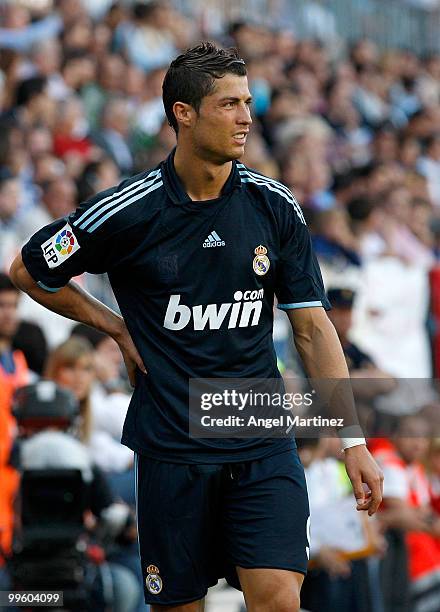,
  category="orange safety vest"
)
[374,444,440,583]
[0,350,29,563]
